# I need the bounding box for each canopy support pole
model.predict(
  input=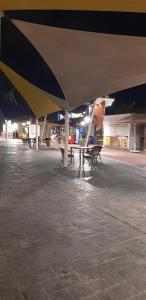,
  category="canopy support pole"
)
[85,104,95,146]
[133,122,137,151]
[41,115,47,141]
[64,110,69,167]
[5,120,8,142]
[128,122,131,150]
[36,117,39,151]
